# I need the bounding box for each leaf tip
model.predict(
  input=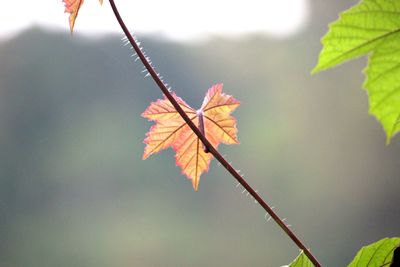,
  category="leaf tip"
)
[385,116,400,145]
[142,152,149,160]
[311,66,321,75]
[192,177,200,191]
[385,135,392,146]
[69,23,75,35]
[311,61,329,75]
